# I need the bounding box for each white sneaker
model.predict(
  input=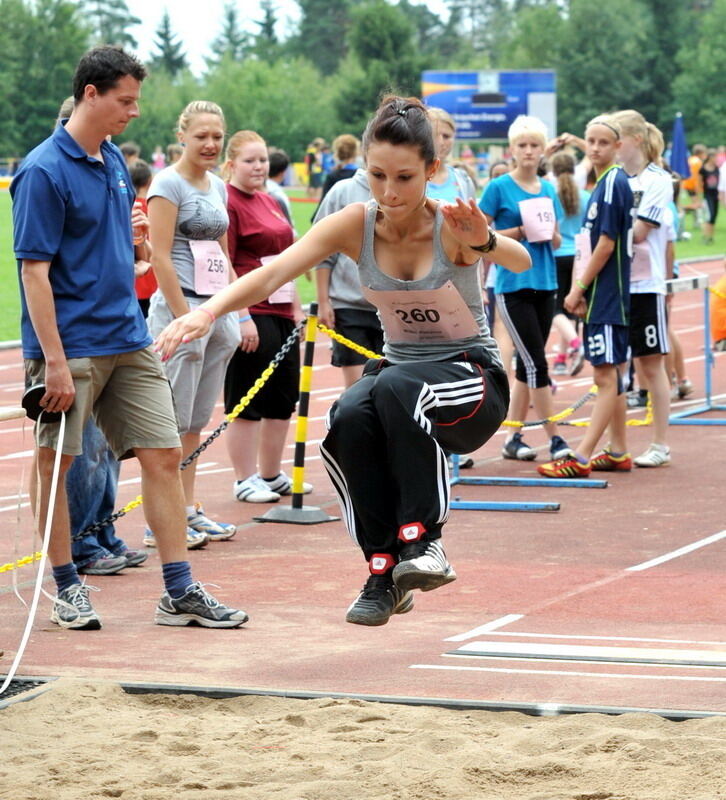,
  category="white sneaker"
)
[143,527,208,549]
[187,503,237,541]
[633,443,671,468]
[233,474,281,503]
[260,470,313,496]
